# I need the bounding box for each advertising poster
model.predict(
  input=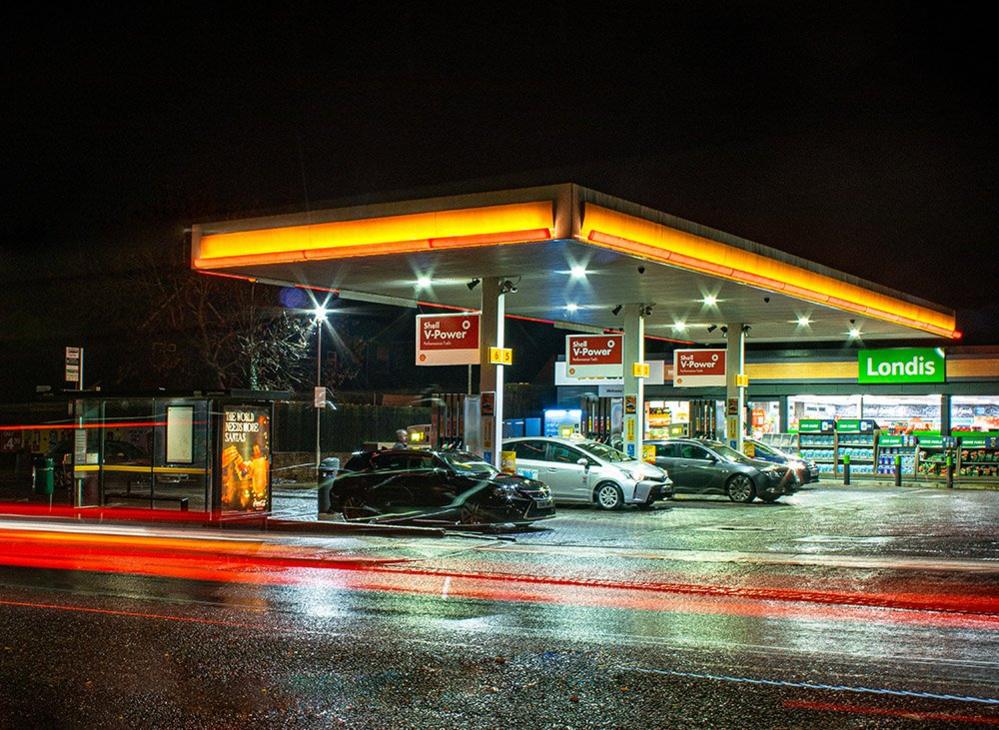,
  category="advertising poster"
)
[565,334,624,378]
[416,312,480,365]
[220,405,270,512]
[673,349,727,387]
